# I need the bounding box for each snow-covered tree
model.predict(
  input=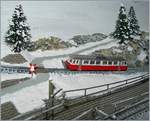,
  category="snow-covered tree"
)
[5,4,32,53]
[113,4,130,44]
[128,6,140,36]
